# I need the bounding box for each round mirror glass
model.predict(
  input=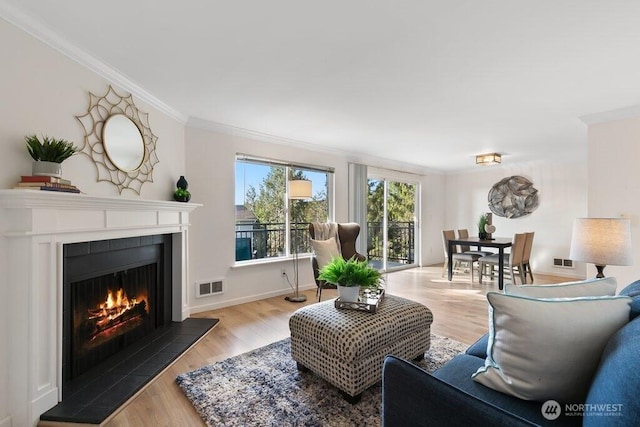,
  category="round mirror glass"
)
[102,114,145,172]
